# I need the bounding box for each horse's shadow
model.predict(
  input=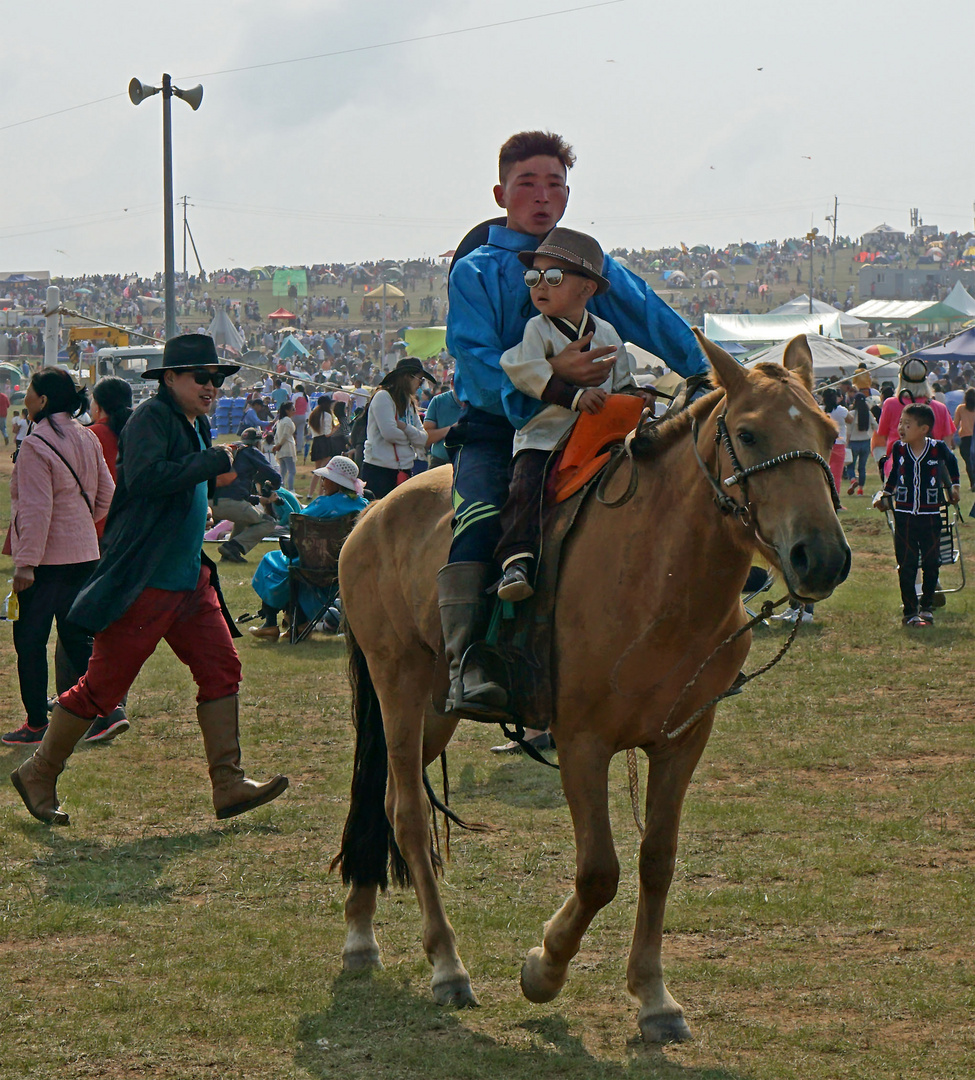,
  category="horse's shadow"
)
[14,826,233,907]
[455,759,566,810]
[296,973,749,1078]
